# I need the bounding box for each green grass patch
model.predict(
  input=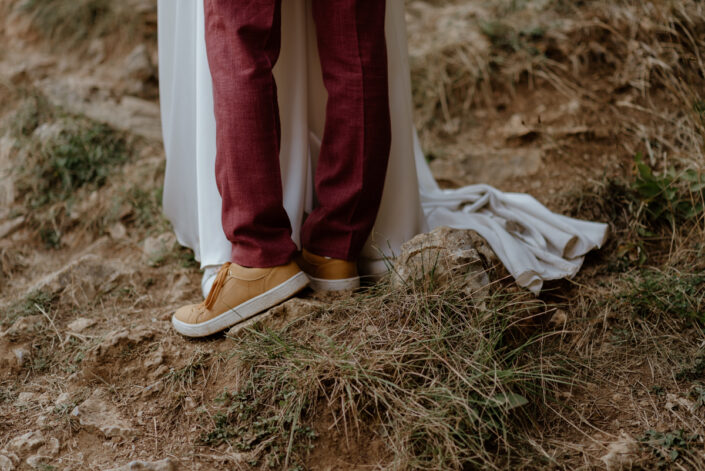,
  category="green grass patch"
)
[17,121,128,208]
[3,290,56,327]
[632,154,704,230]
[641,429,700,465]
[617,269,705,323]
